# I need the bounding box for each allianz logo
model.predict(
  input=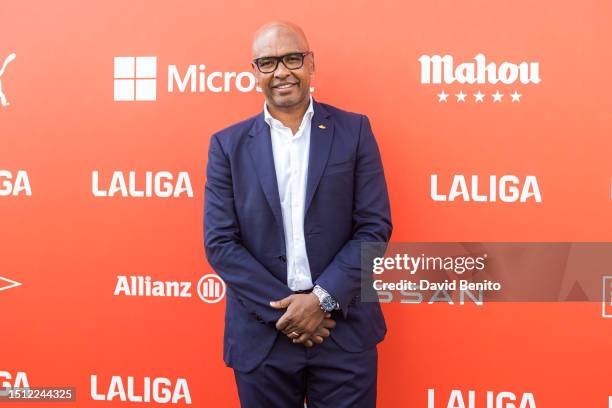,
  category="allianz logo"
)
[114,275,226,303]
